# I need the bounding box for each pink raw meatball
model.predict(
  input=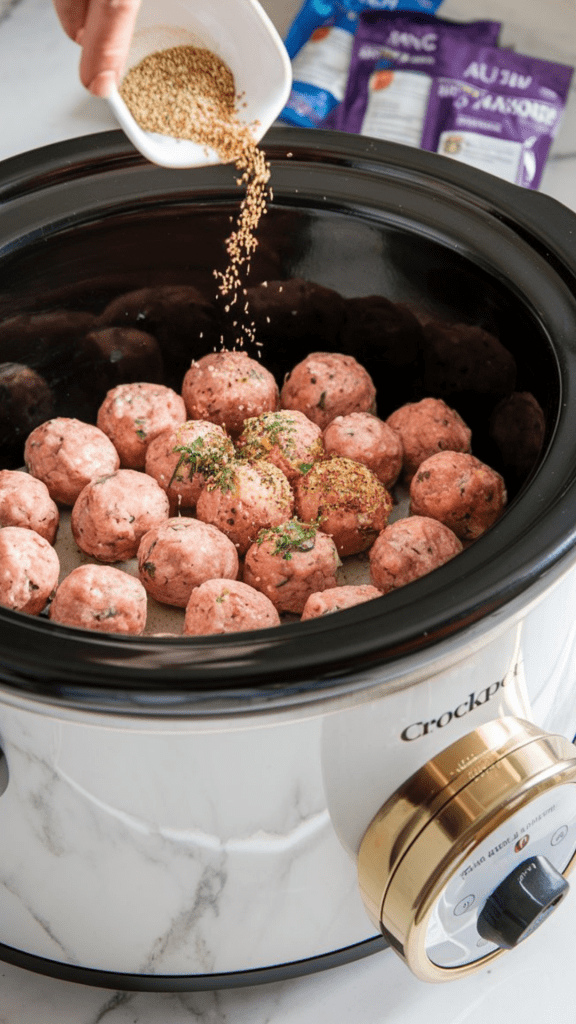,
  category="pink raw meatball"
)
[243,520,341,614]
[301,584,382,620]
[280,352,376,430]
[24,417,120,505]
[49,564,147,634]
[323,412,403,489]
[409,451,507,541]
[145,420,235,511]
[386,398,472,482]
[97,382,187,469]
[0,469,59,543]
[196,460,294,555]
[183,578,280,635]
[369,515,462,593]
[236,409,324,483]
[181,351,279,437]
[0,526,59,615]
[138,517,239,607]
[71,469,170,562]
